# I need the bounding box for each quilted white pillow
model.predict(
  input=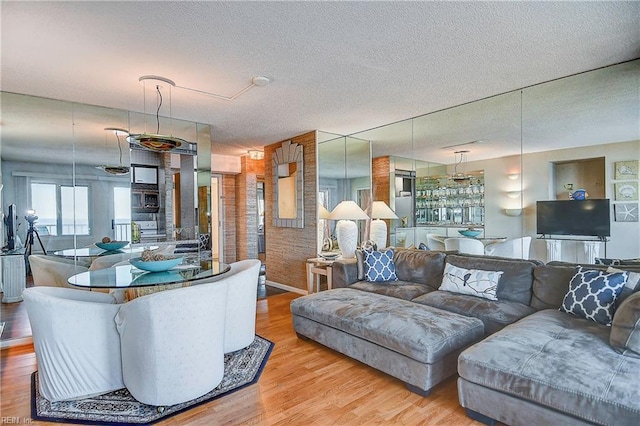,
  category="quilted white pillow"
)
[439,263,503,301]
